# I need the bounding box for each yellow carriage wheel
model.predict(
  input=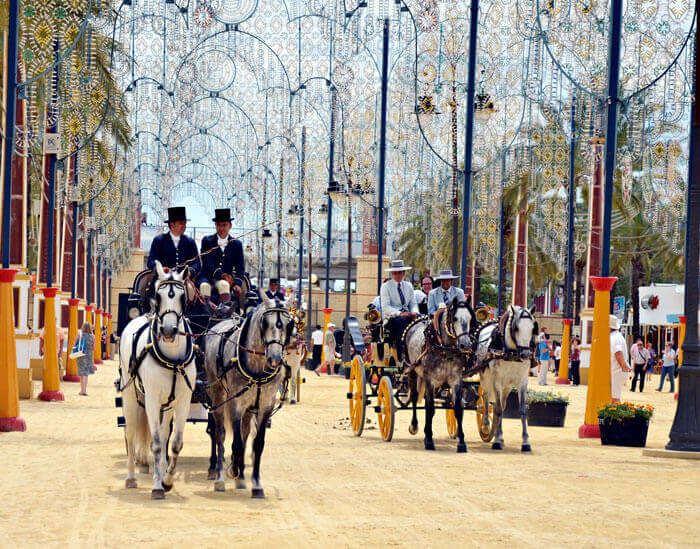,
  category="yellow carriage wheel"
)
[348,356,366,436]
[376,376,395,442]
[446,409,457,439]
[476,386,496,442]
